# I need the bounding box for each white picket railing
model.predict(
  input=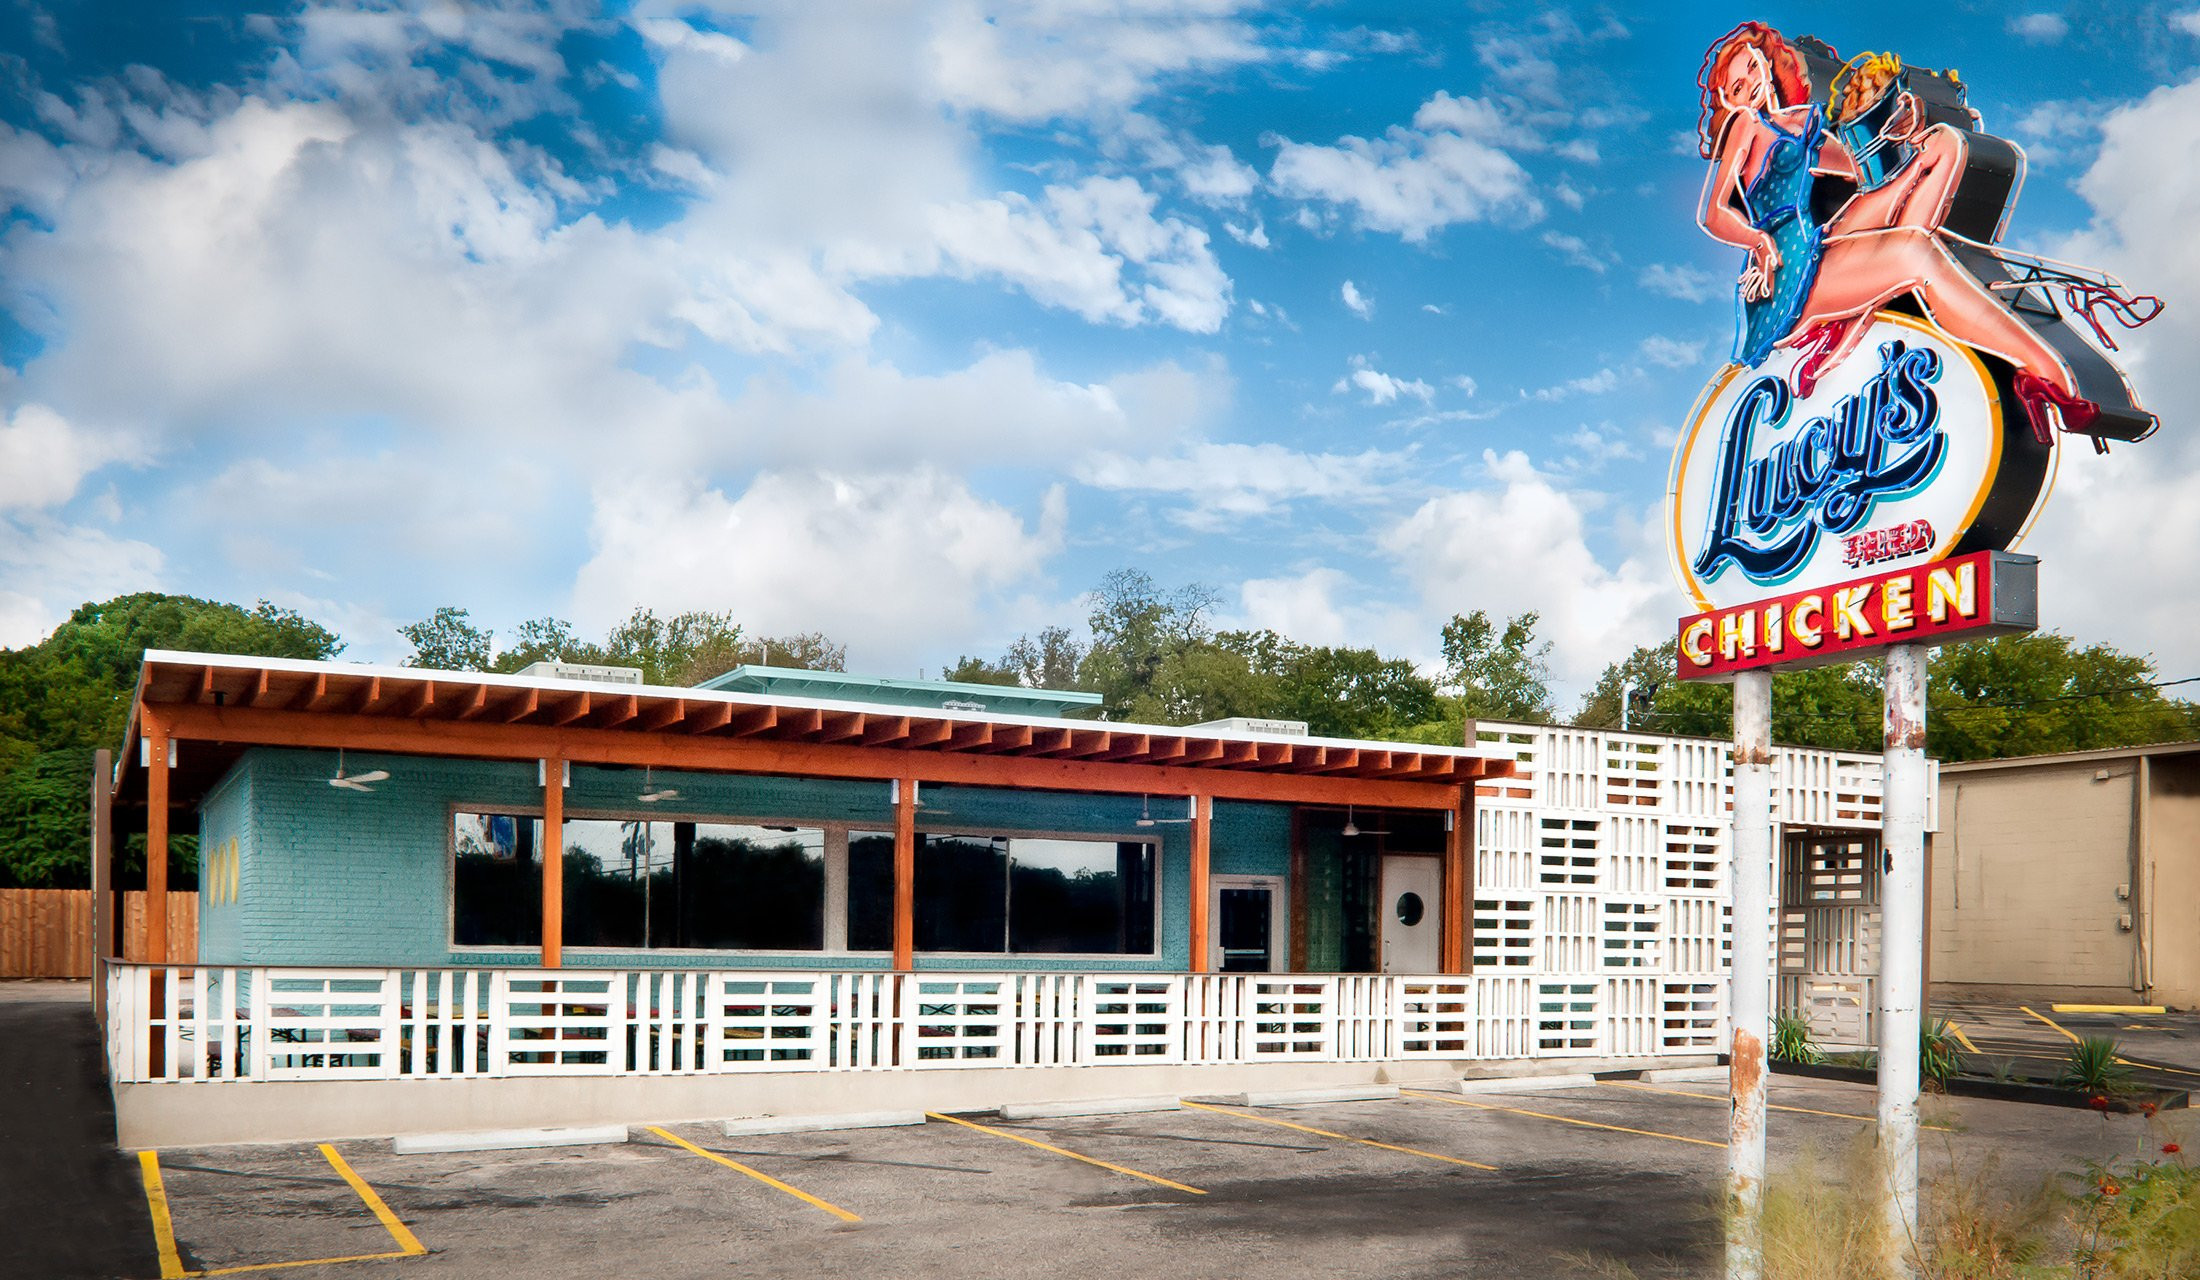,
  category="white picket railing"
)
[105,964,1728,1085]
